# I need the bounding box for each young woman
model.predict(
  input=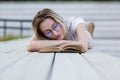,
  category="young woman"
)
[26,8,95,53]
